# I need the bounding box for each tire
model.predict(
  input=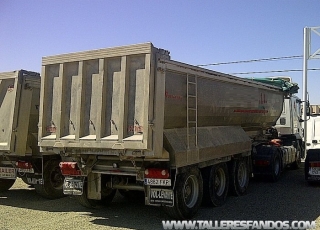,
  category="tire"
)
[0,178,16,192]
[34,159,64,199]
[291,144,301,169]
[76,179,116,208]
[21,176,31,185]
[202,163,229,207]
[304,153,310,181]
[163,167,203,219]
[270,152,281,182]
[229,158,249,196]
